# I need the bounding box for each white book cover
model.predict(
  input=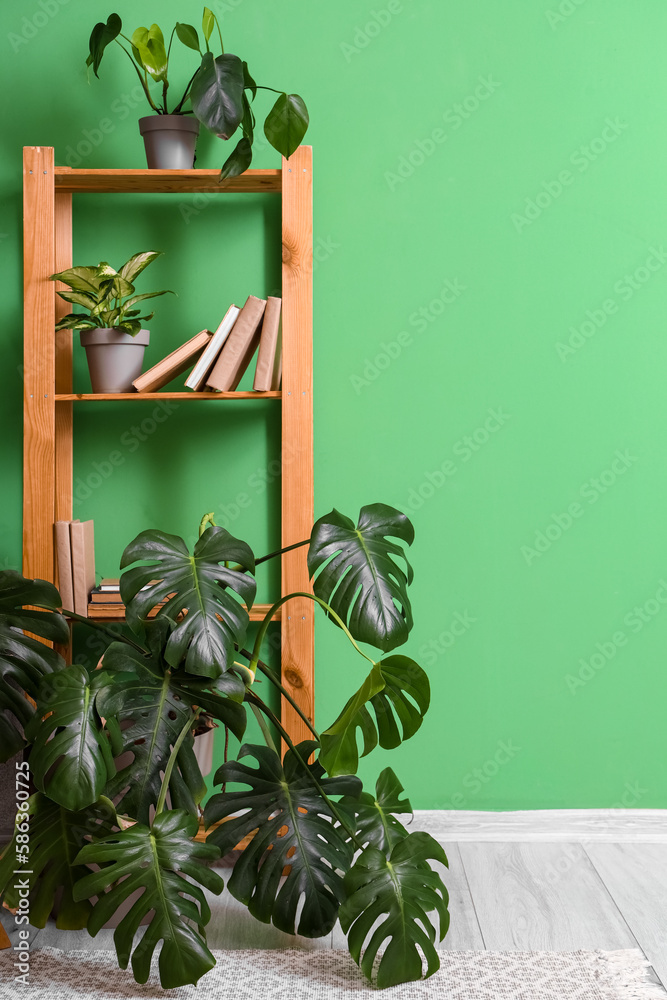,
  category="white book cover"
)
[185,304,241,390]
